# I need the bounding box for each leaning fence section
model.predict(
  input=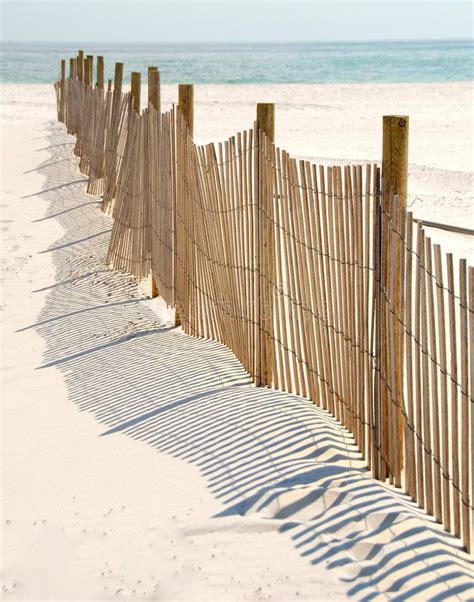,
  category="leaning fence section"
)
[54,53,473,553]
